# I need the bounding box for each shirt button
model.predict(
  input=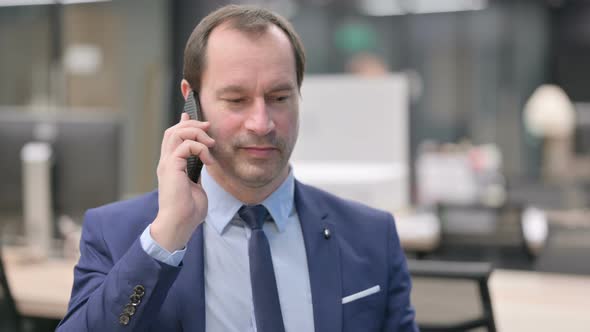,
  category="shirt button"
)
[119,314,130,326]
